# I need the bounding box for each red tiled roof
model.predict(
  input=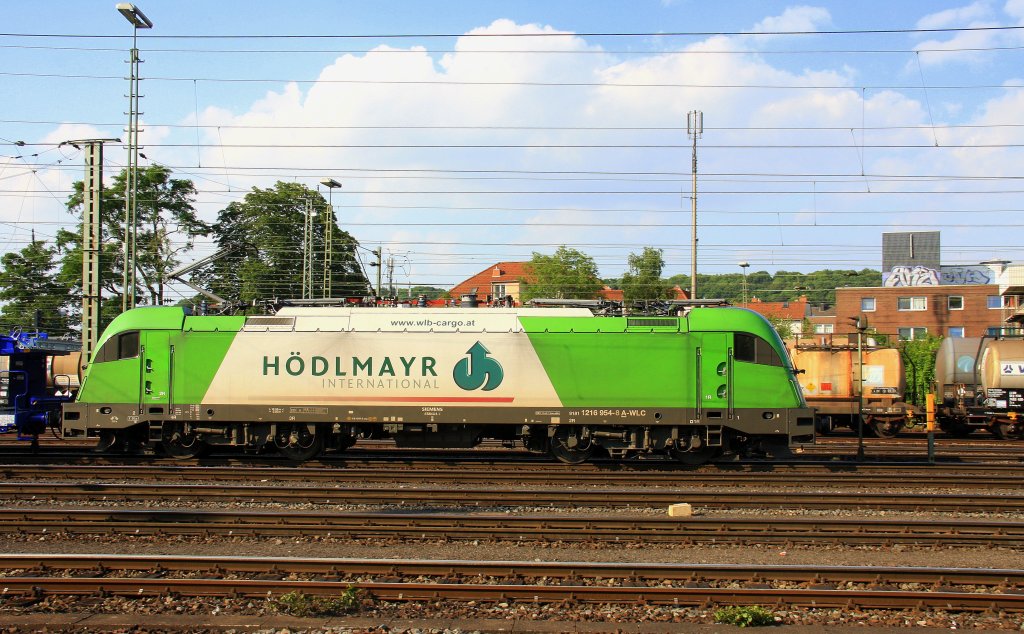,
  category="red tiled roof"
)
[743,297,808,321]
[449,262,533,301]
